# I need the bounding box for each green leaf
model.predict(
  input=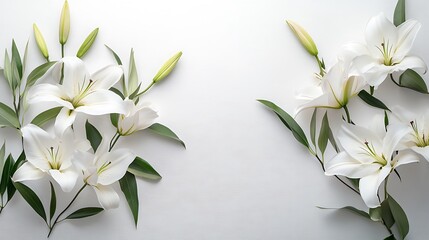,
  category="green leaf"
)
[127,49,139,96]
[318,111,329,155]
[11,60,20,90]
[384,110,389,131]
[109,87,125,100]
[22,40,29,74]
[26,61,56,88]
[394,0,406,27]
[11,39,23,79]
[49,182,56,221]
[399,69,428,93]
[318,206,370,219]
[258,99,309,148]
[381,198,395,228]
[153,51,182,83]
[65,207,103,220]
[119,172,139,226]
[110,113,119,128]
[11,151,25,174]
[148,123,186,148]
[76,28,99,58]
[13,182,46,222]
[0,155,13,195]
[85,121,102,152]
[7,151,25,202]
[310,108,317,147]
[128,156,162,180]
[388,195,409,239]
[348,178,359,191]
[0,143,5,180]
[0,102,19,128]
[129,83,142,100]
[358,90,390,111]
[3,50,13,90]
[105,45,123,65]
[31,107,62,127]
[369,207,382,222]
[384,235,396,240]
[327,122,339,153]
